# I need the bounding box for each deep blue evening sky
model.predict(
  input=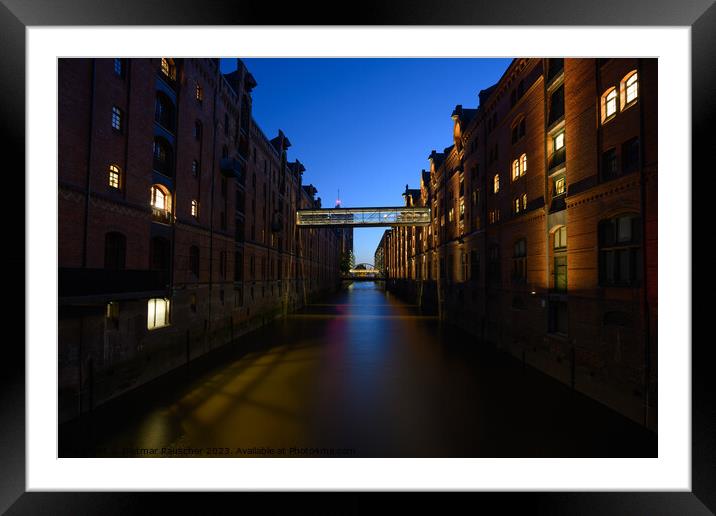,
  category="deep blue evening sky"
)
[219,58,511,264]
